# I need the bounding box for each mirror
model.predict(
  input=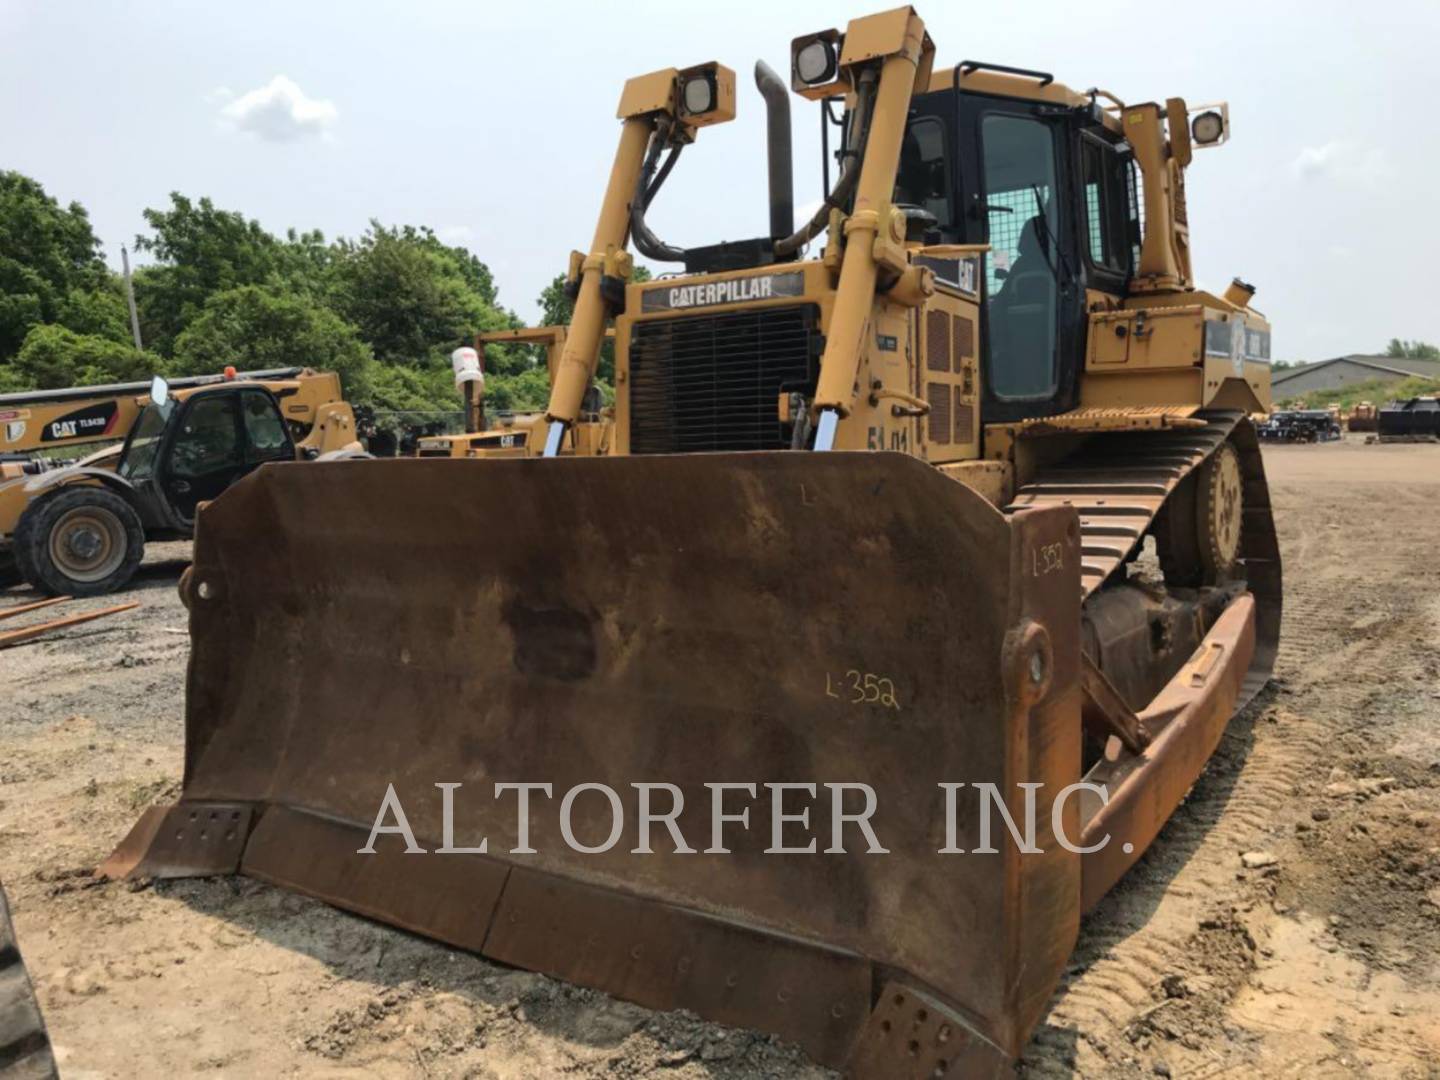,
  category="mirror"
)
[149,374,170,407]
